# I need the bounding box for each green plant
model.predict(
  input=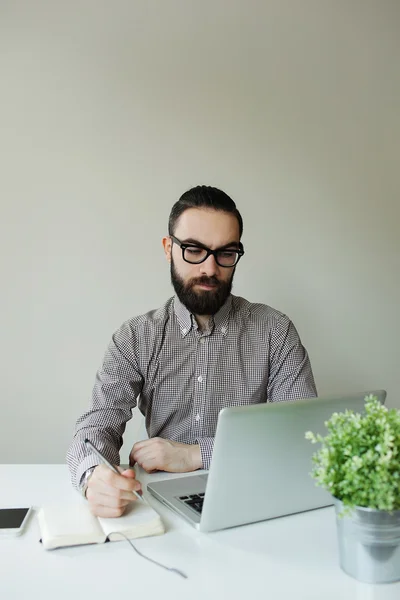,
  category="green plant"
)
[305,395,400,511]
